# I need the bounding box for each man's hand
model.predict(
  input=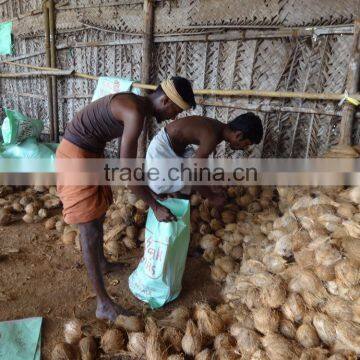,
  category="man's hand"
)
[153,203,177,222]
